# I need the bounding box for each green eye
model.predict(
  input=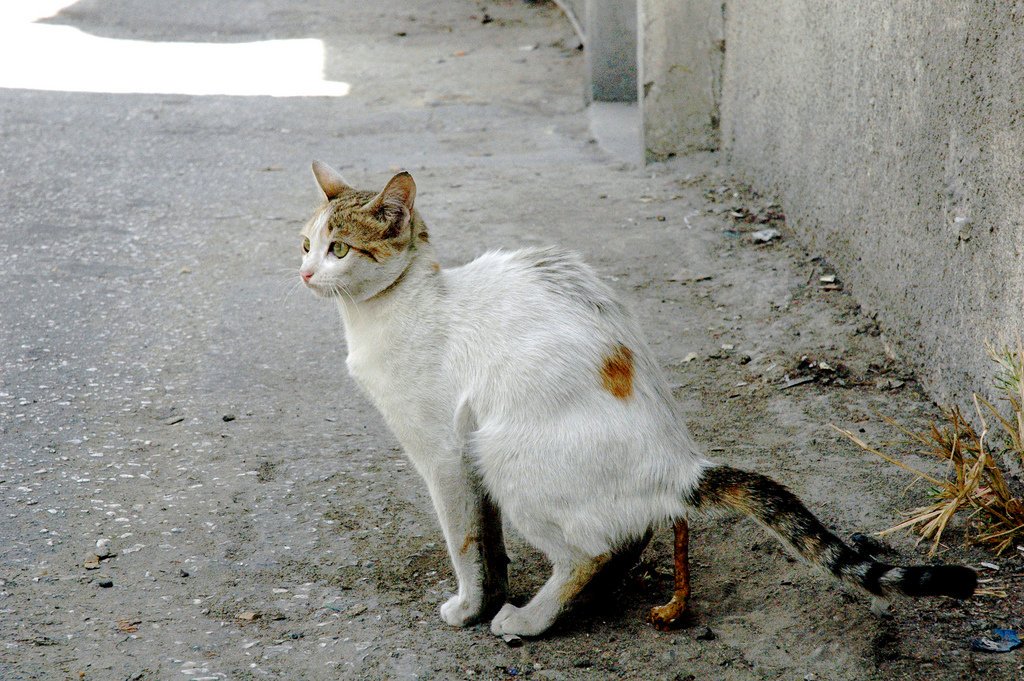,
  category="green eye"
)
[302,237,310,253]
[331,241,350,258]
